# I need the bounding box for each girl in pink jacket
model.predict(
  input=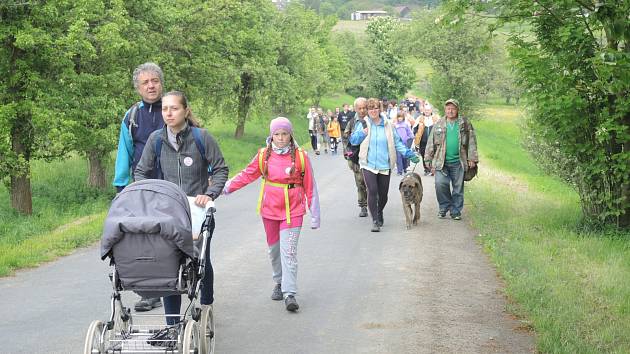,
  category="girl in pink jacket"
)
[223,117,320,312]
